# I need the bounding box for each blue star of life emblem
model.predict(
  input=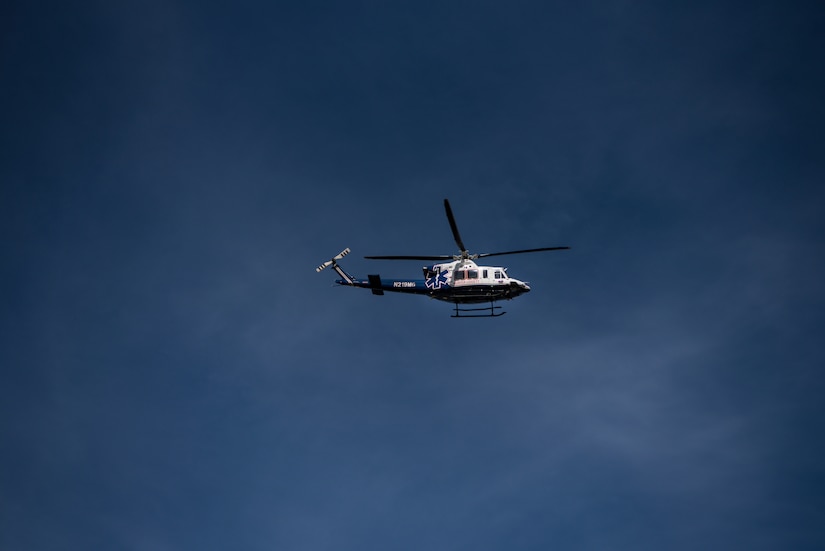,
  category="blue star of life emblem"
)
[425,271,449,290]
